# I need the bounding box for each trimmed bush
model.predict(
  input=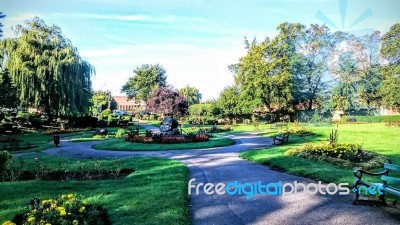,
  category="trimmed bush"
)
[342,115,400,123]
